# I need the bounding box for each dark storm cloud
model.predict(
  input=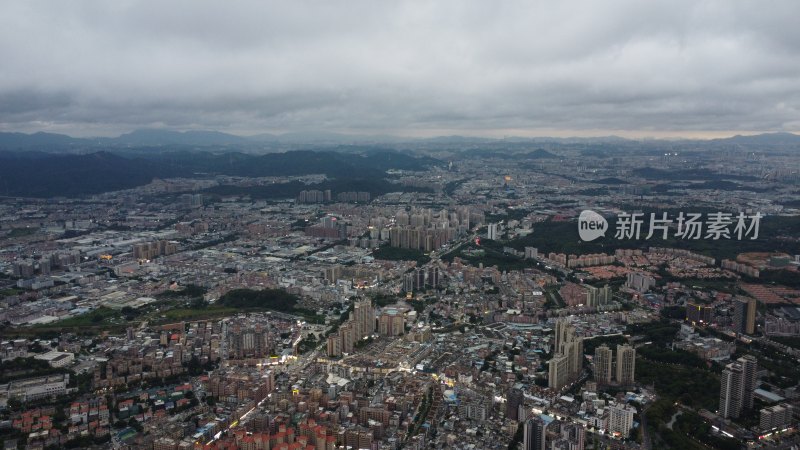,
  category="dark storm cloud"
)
[1,0,799,137]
